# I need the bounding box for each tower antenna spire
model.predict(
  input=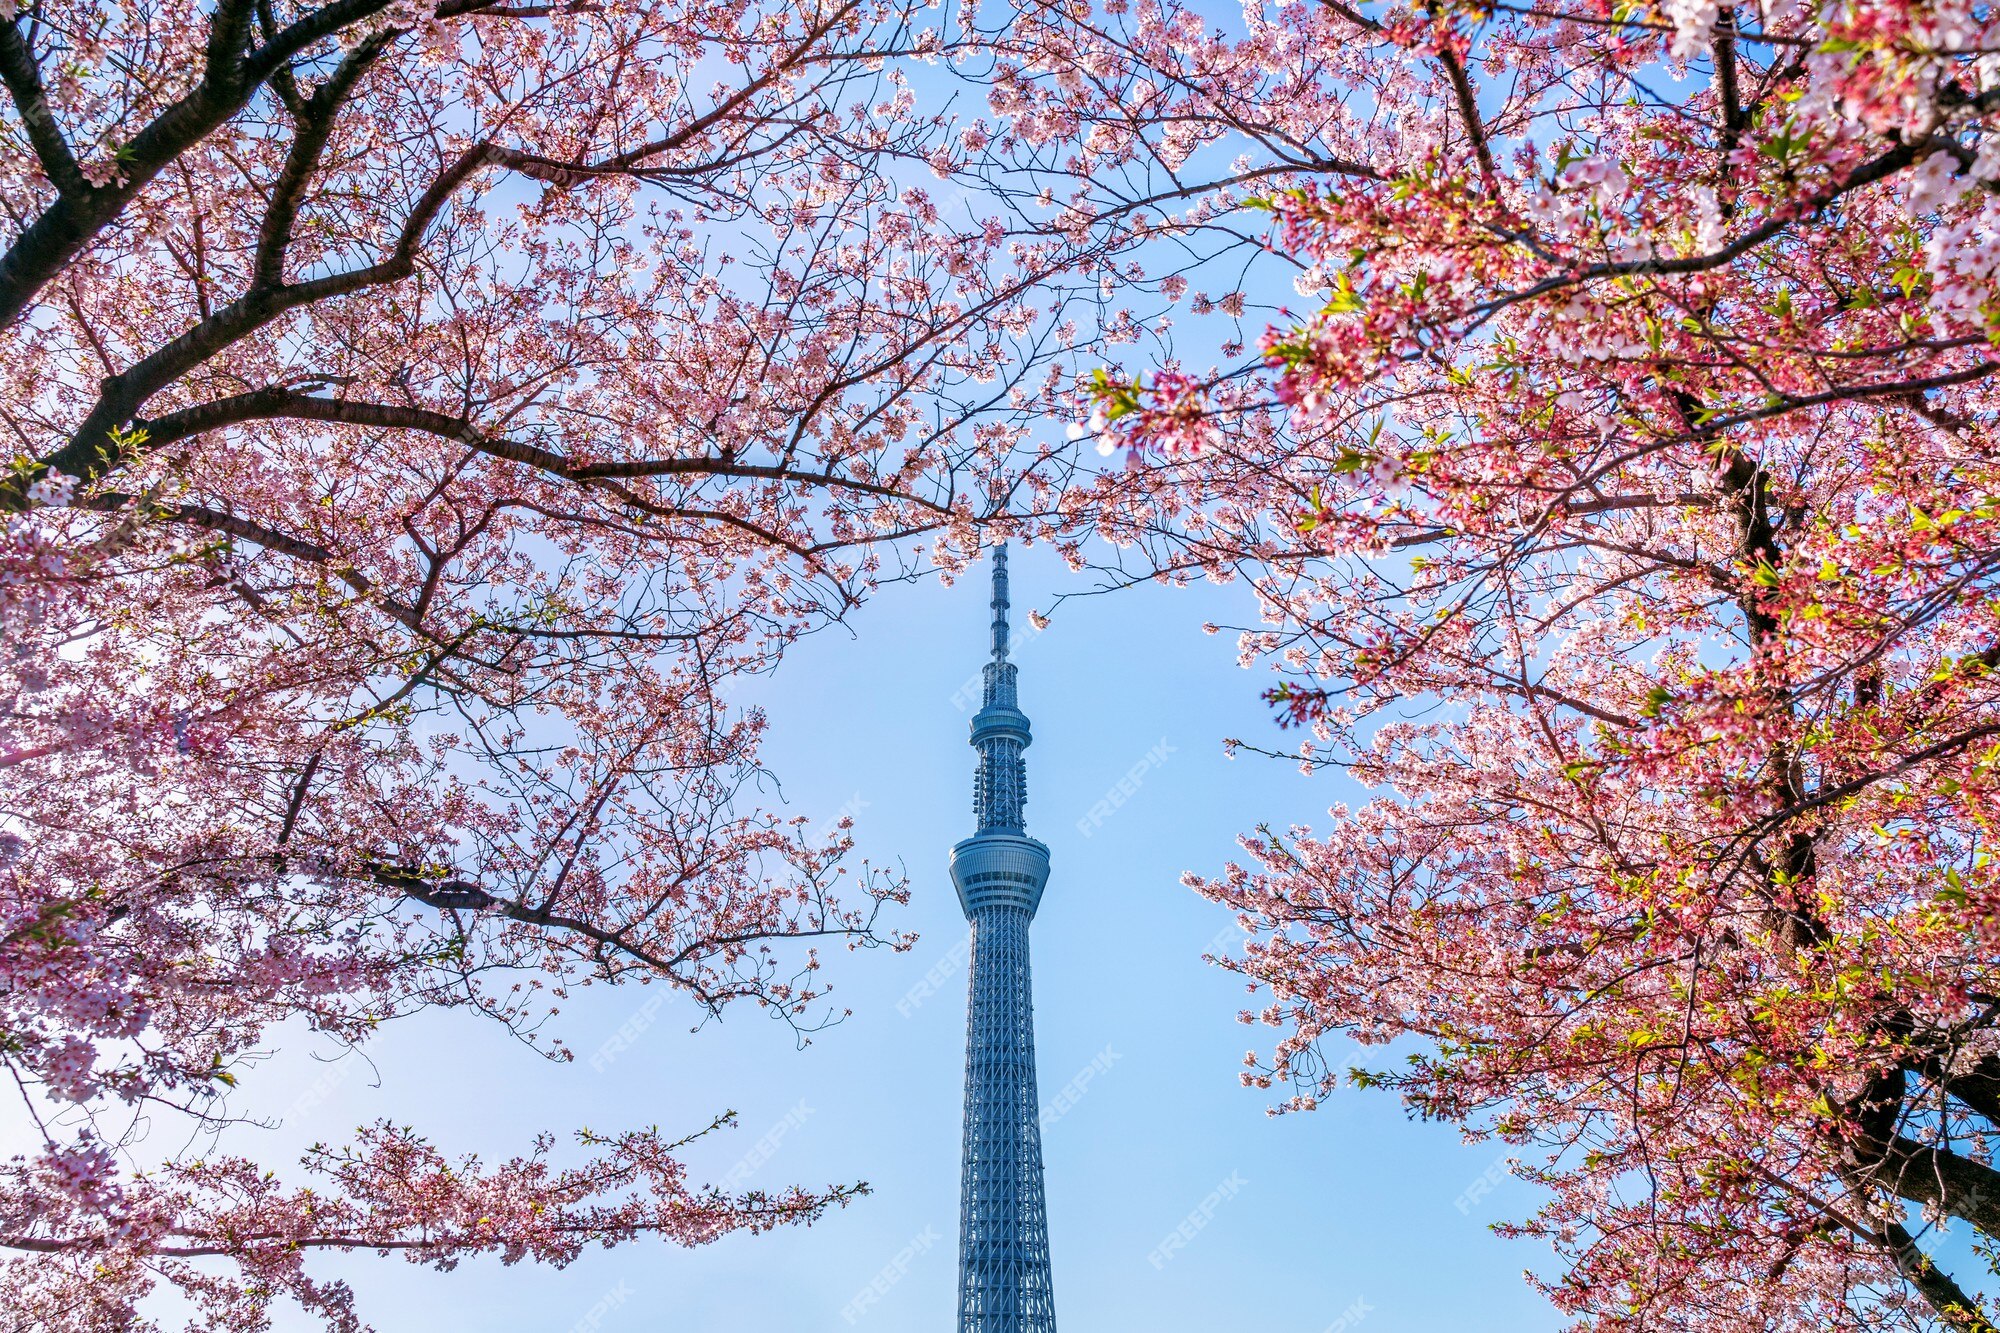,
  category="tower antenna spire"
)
[990,542,1011,663]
